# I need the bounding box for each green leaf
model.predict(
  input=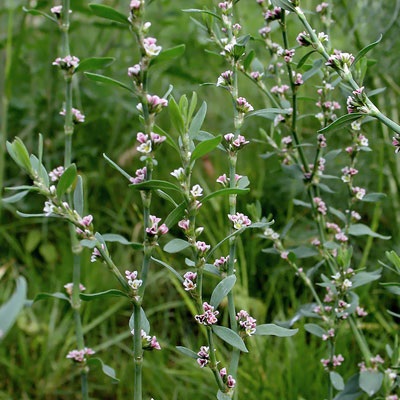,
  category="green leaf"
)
[359,371,383,396]
[190,136,221,162]
[0,277,27,339]
[361,192,386,202]
[289,246,319,259]
[34,292,70,302]
[304,323,325,338]
[353,35,383,66]
[243,49,255,71]
[210,276,236,309]
[2,190,30,204]
[7,138,32,172]
[351,268,381,289]
[270,0,297,12]
[130,179,180,192]
[189,101,207,139]
[246,108,290,120]
[30,155,49,187]
[56,163,77,198]
[164,239,191,253]
[164,202,186,228]
[330,371,345,391]
[73,176,84,216]
[103,153,132,181]
[150,44,185,67]
[169,96,185,135]
[176,346,198,359]
[334,373,362,400]
[80,239,97,249]
[89,3,129,25]
[80,289,128,301]
[318,113,364,134]
[217,391,231,400]
[101,233,143,249]
[151,257,184,282]
[87,358,119,382]
[23,7,57,22]
[129,308,150,333]
[302,58,324,82]
[297,50,317,69]
[202,188,250,203]
[255,324,298,337]
[85,72,134,93]
[212,325,248,352]
[348,224,390,240]
[182,9,222,21]
[75,57,115,73]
